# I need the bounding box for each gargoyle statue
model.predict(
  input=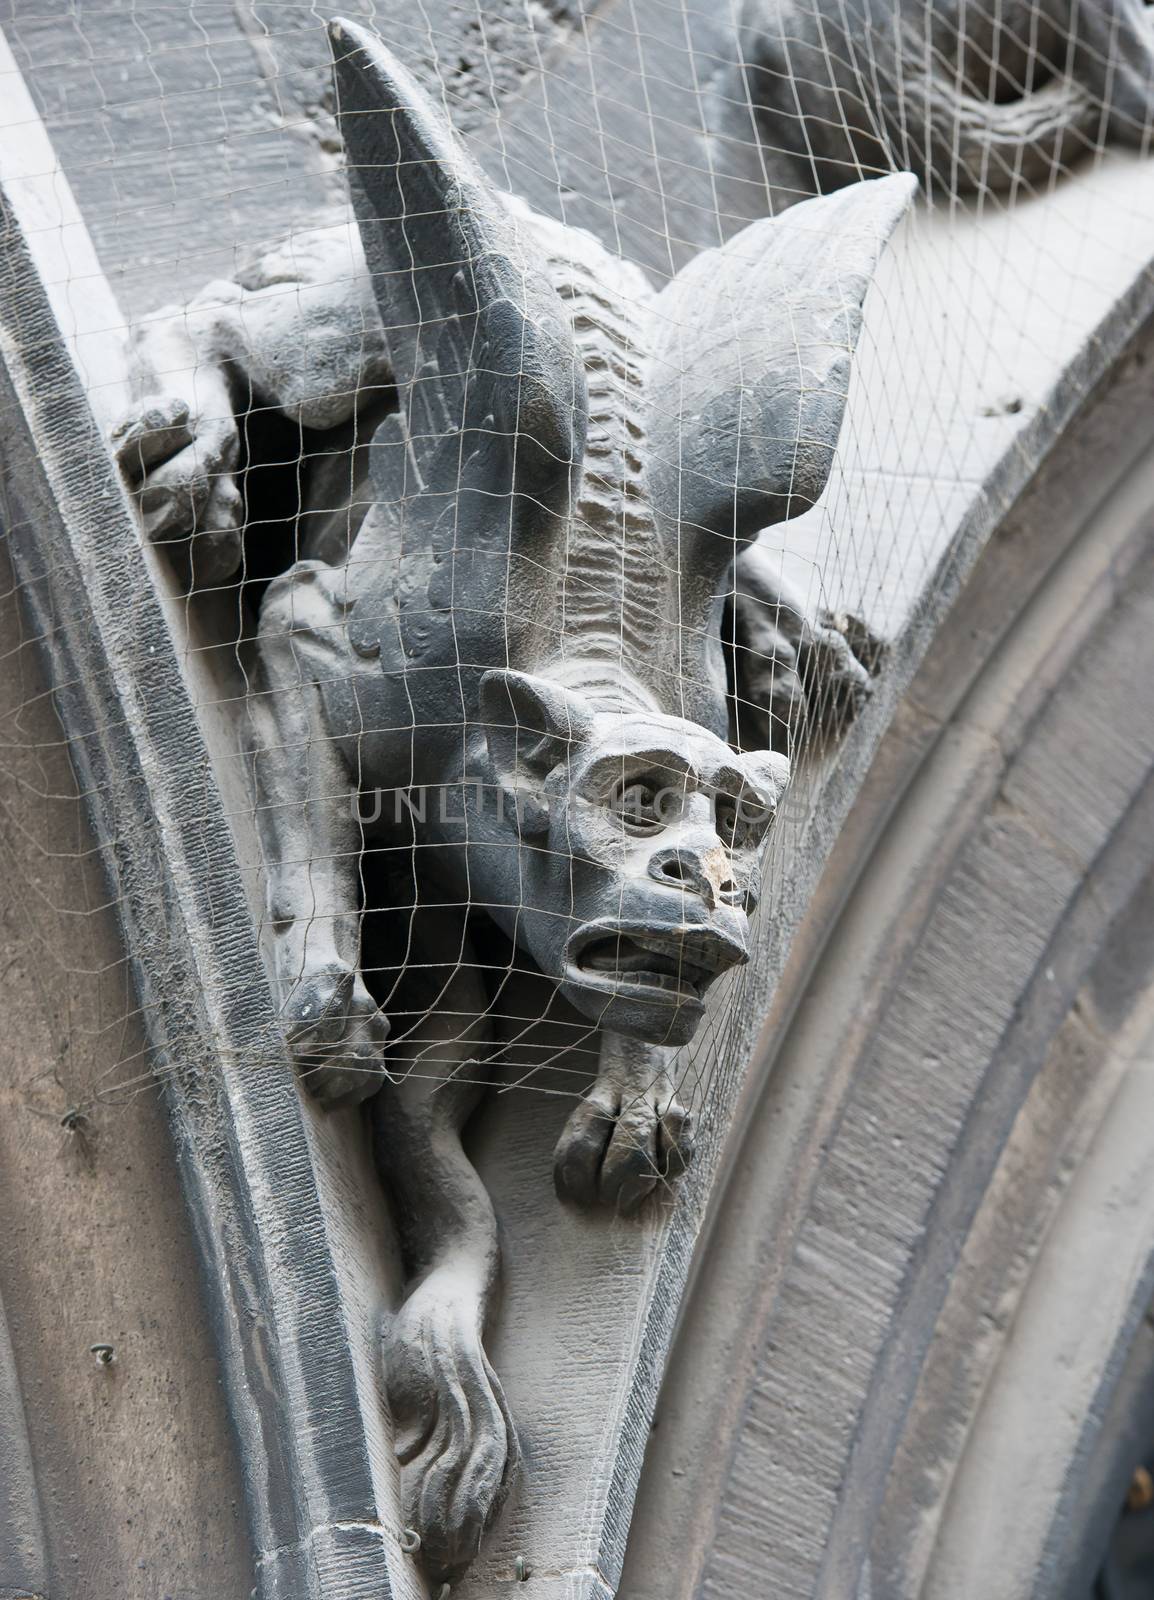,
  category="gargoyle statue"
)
[112,19,913,1584]
[738,0,1154,196]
